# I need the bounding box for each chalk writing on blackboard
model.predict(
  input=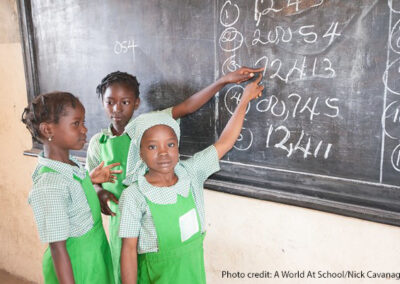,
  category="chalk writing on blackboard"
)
[114,39,138,61]
[219,0,339,162]
[382,1,400,177]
